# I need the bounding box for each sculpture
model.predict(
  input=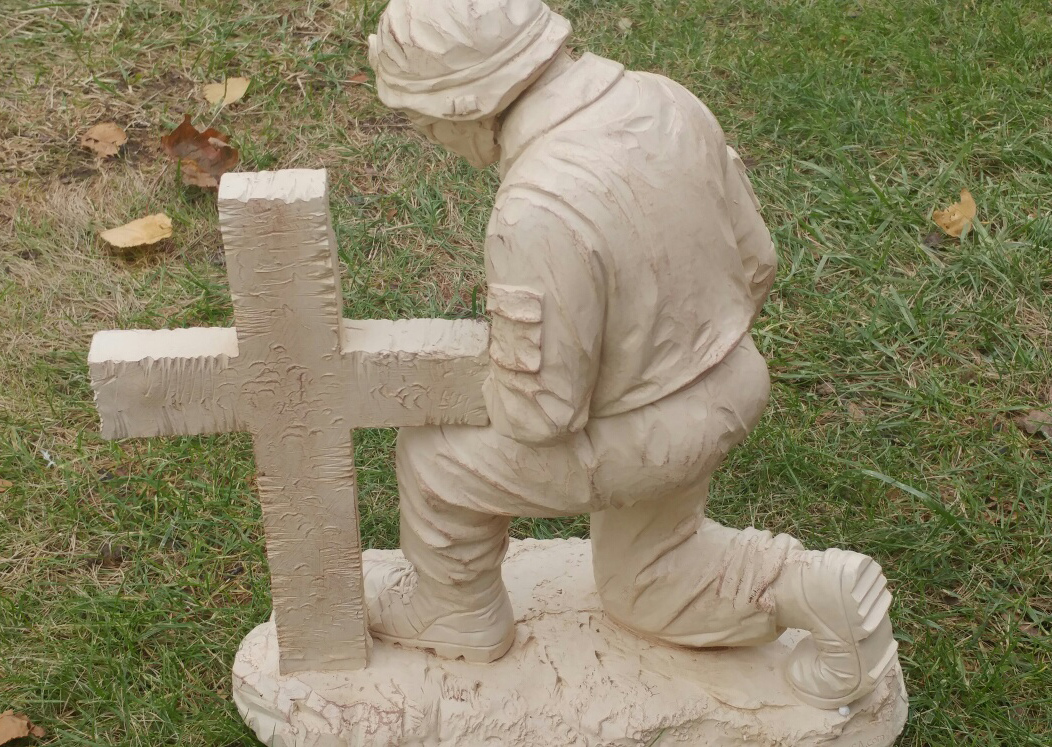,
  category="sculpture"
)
[88,1,909,743]
[365,0,897,710]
